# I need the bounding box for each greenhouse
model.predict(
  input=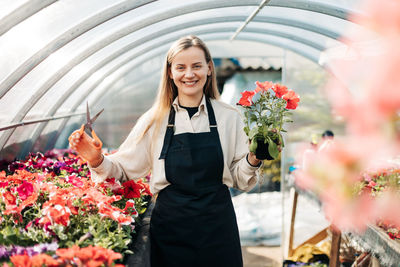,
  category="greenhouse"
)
[1,0,399,266]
